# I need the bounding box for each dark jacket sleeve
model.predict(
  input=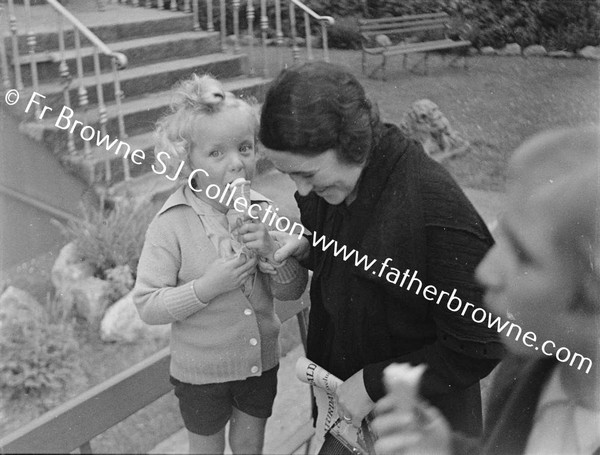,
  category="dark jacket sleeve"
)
[363,226,504,402]
[360,140,505,402]
[295,191,319,271]
[451,433,481,455]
